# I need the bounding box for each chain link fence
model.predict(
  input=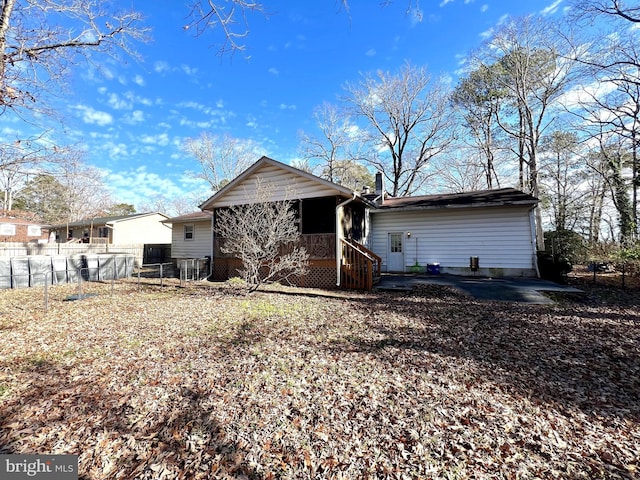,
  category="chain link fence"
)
[0,257,212,313]
[581,260,640,289]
